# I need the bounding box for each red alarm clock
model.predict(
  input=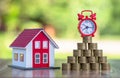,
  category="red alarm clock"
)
[78,10,97,37]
